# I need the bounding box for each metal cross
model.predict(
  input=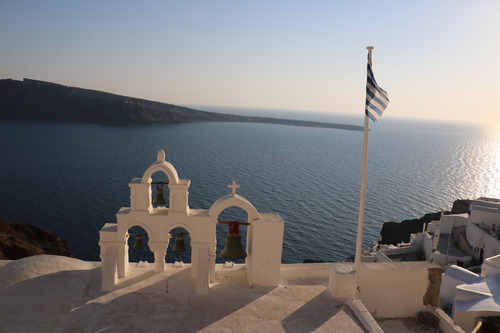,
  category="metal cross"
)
[228,180,240,194]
